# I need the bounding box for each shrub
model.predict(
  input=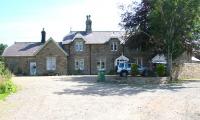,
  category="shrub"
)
[156,64,165,77]
[0,61,12,81]
[0,60,16,99]
[131,64,138,76]
[73,69,84,75]
[0,80,16,94]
